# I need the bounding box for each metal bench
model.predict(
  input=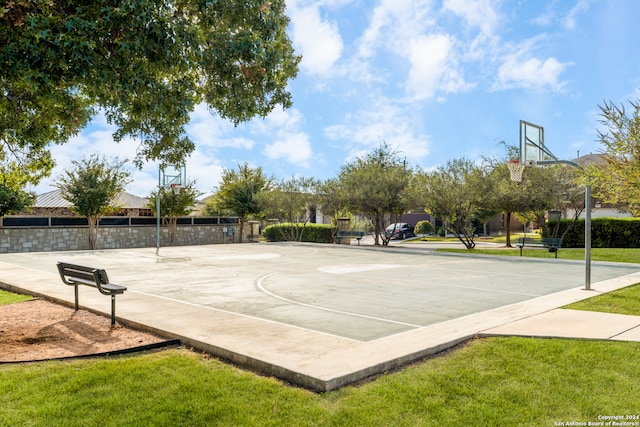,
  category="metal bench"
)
[57,262,127,325]
[516,237,563,258]
[335,230,365,245]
